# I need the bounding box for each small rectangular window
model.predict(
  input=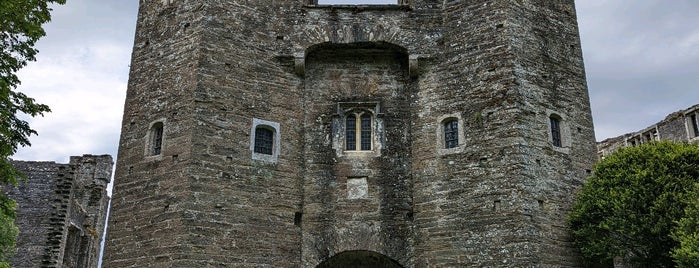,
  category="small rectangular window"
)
[444,120,459,149]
